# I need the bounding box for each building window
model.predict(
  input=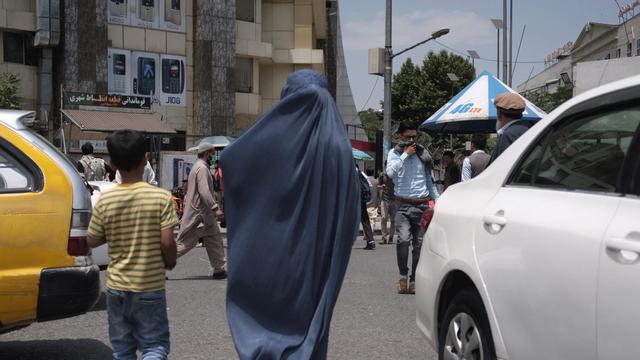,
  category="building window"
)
[628,42,633,57]
[3,32,39,66]
[236,0,255,22]
[235,57,253,93]
[3,32,24,64]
